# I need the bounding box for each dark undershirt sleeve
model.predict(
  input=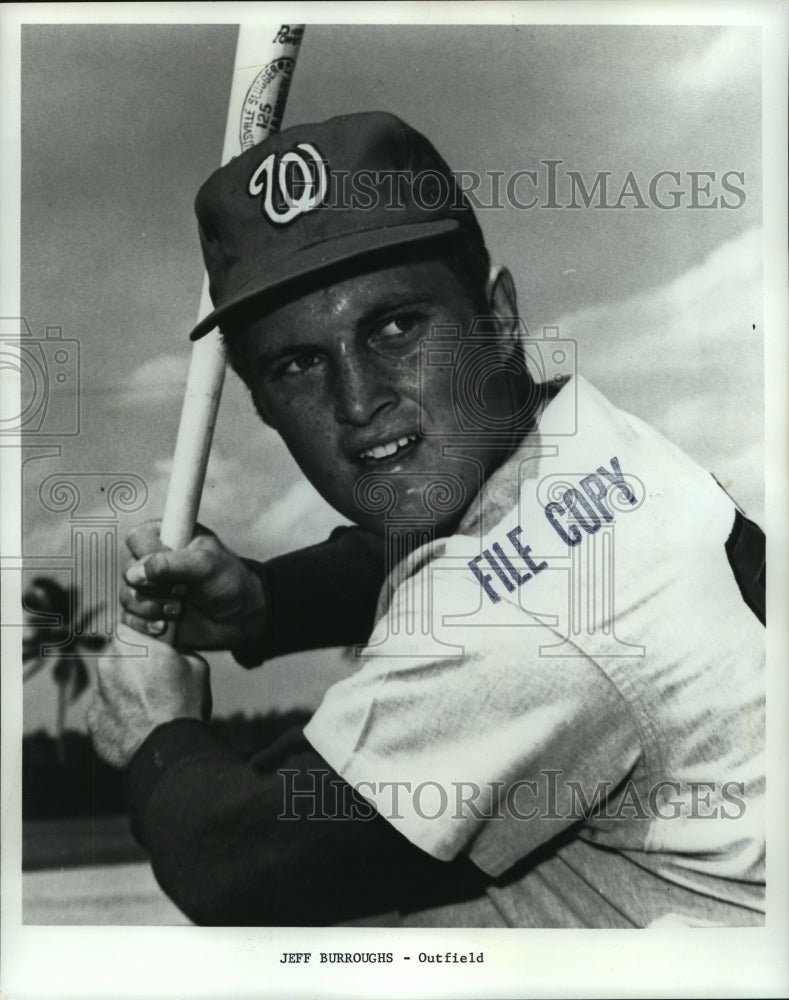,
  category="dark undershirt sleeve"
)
[128,719,487,926]
[231,526,386,667]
